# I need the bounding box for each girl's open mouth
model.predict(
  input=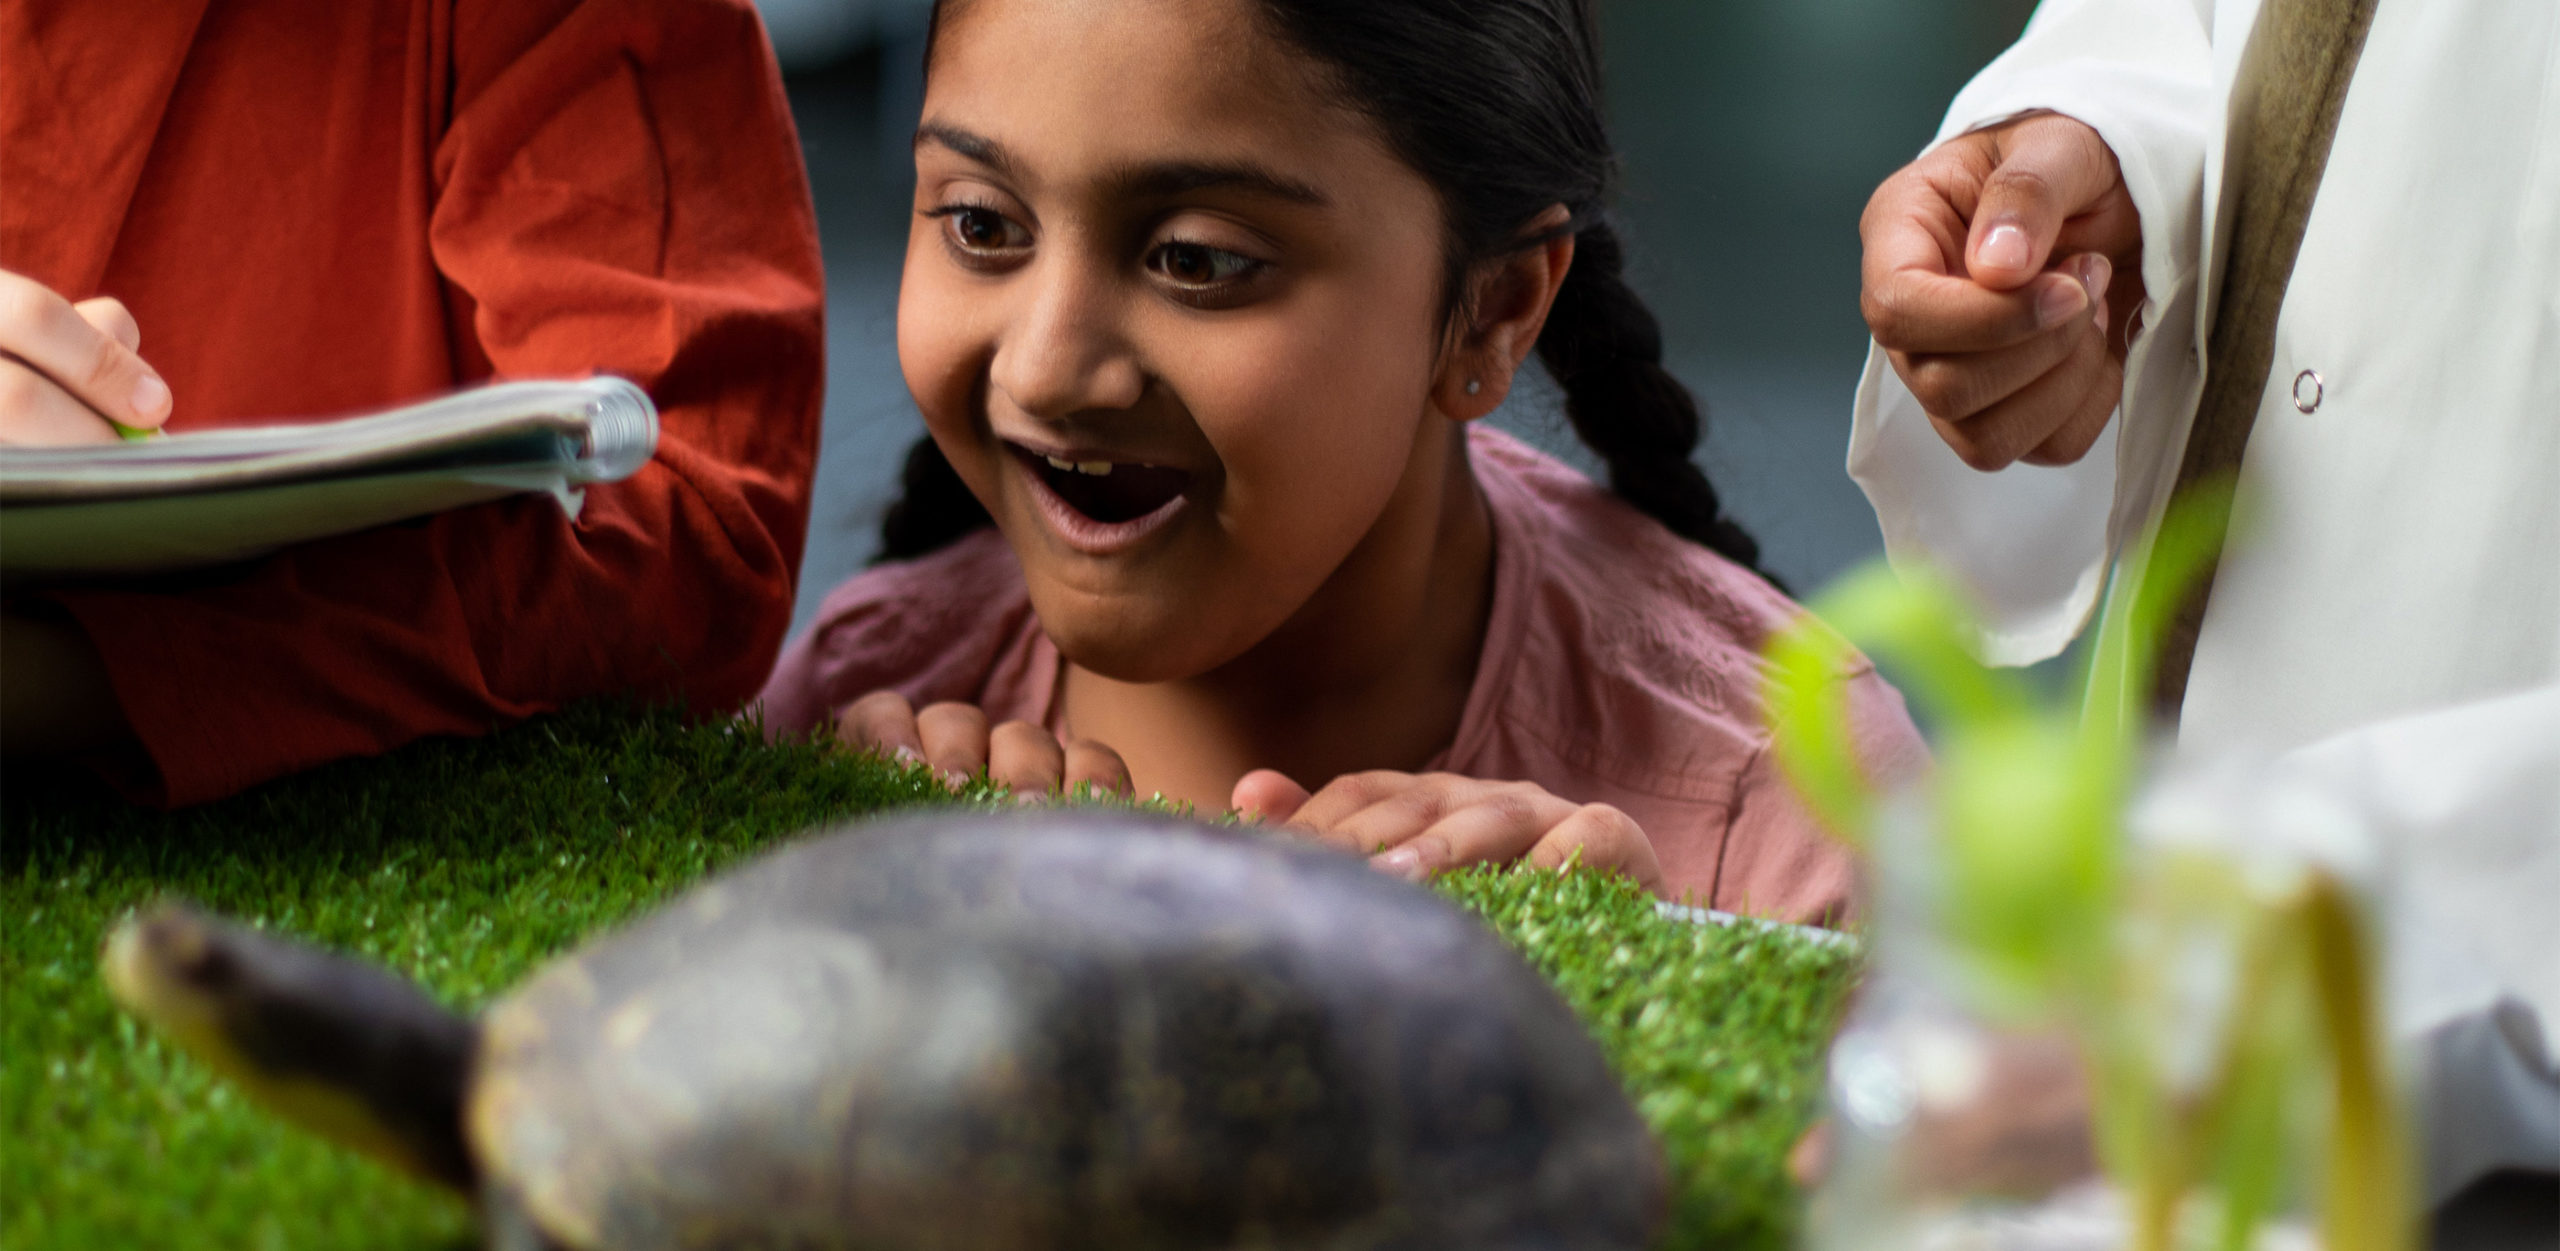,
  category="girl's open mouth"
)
[1008,442,1196,553]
